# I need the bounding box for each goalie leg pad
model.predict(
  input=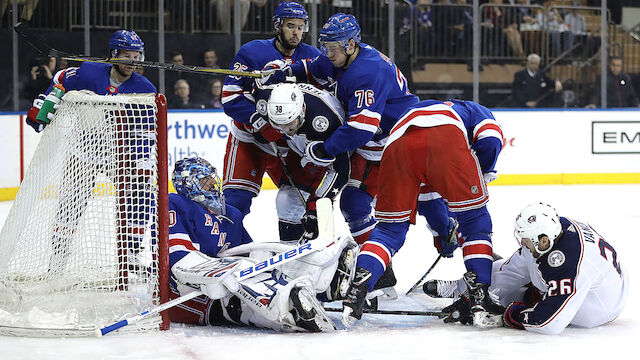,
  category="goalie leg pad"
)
[233,271,336,332]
